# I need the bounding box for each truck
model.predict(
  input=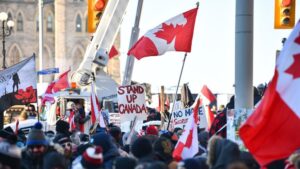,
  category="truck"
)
[47,0,140,133]
[4,0,134,134]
